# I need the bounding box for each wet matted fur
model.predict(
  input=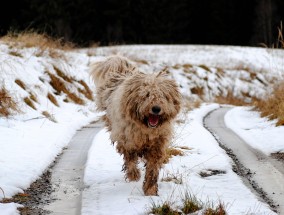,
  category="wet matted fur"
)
[90,55,182,196]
